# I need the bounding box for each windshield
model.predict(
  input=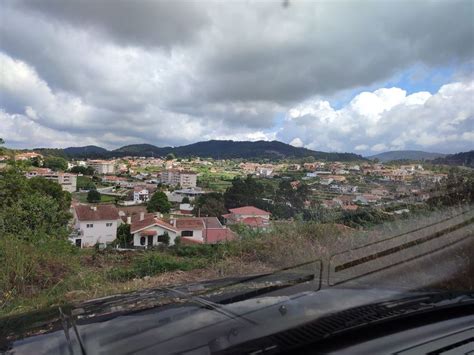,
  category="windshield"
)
[0,0,473,353]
